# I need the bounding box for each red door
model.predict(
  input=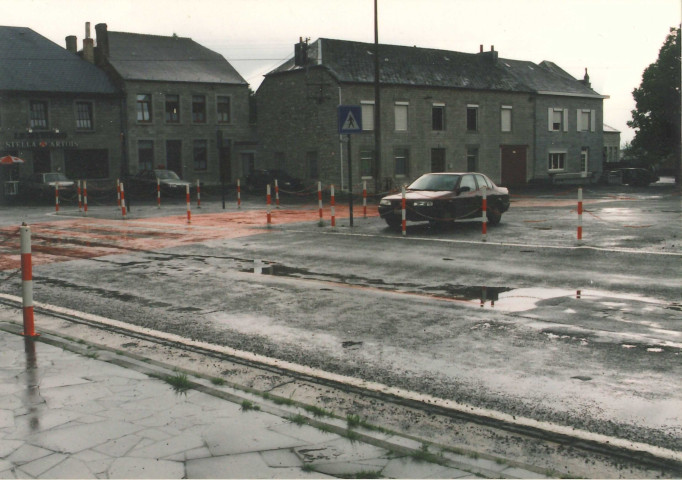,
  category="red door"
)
[500,145,527,186]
